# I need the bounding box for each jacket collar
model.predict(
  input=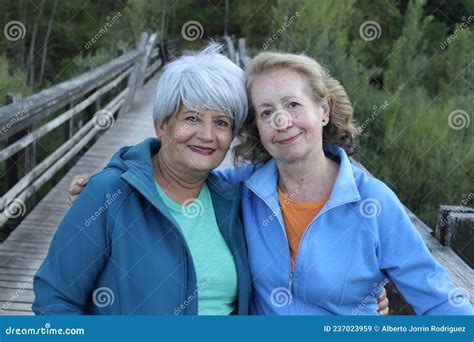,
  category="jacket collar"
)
[119,138,239,219]
[245,144,361,212]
